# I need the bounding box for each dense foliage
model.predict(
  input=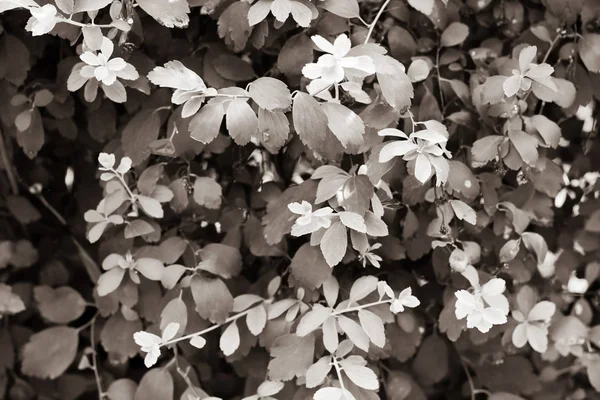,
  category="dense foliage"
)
[2,0,600,399]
